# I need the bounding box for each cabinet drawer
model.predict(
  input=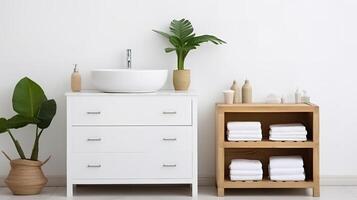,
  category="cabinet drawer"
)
[71,126,192,153]
[71,152,192,179]
[68,96,192,125]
